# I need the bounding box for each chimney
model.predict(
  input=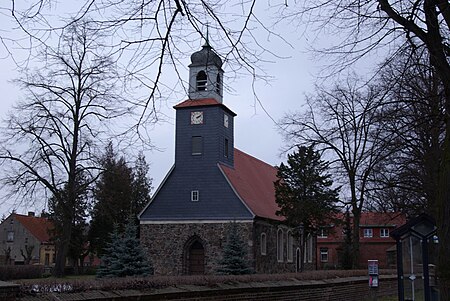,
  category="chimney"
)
[28,211,35,217]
